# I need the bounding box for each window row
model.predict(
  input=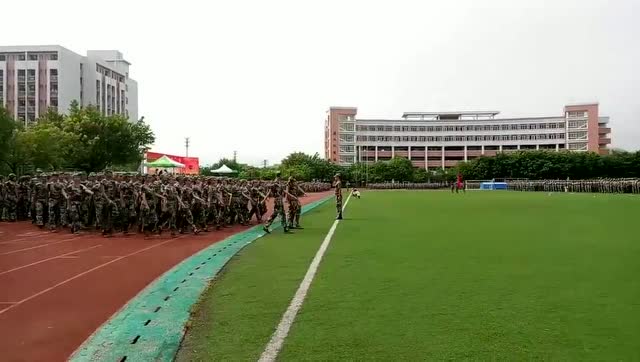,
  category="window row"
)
[356,122,565,132]
[96,64,126,83]
[0,52,57,61]
[567,111,588,118]
[355,133,566,142]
